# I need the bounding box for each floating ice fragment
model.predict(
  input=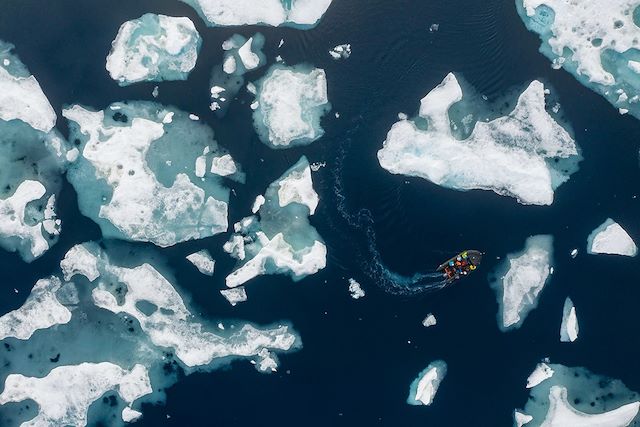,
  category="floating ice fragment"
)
[587,218,637,257]
[210,154,238,177]
[253,64,331,148]
[220,287,248,306]
[429,23,440,32]
[490,235,553,331]
[329,44,351,60]
[122,407,143,423]
[560,297,578,342]
[407,360,447,406]
[186,250,215,275]
[252,195,265,213]
[422,313,437,328]
[527,362,554,388]
[515,410,533,427]
[377,73,580,205]
[570,248,578,258]
[348,278,365,299]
